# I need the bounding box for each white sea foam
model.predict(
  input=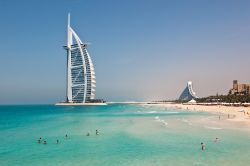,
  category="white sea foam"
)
[182,118,189,123]
[154,116,168,126]
[204,126,223,130]
[147,111,157,114]
[193,161,203,165]
[145,111,179,114]
[181,118,192,125]
[165,112,179,114]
